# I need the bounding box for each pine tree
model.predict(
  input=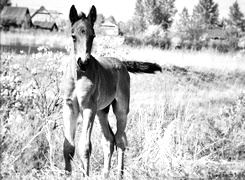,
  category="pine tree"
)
[177,7,190,33]
[229,1,245,32]
[157,0,177,29]
[134,0,146,31]
[193,0,219,29]
[177,7,205,42]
